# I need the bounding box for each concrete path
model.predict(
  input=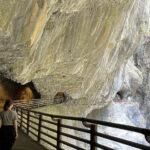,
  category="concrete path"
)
[13,131,47,150]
